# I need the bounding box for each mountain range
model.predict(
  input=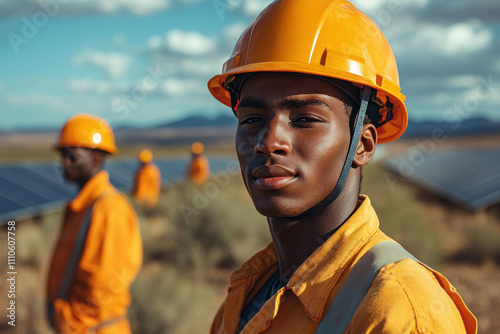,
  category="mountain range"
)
[1,114,498,139]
